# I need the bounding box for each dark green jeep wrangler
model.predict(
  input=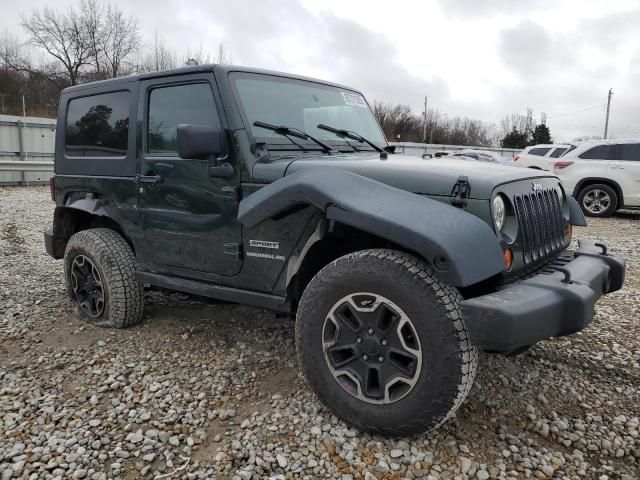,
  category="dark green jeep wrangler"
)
[45,65,625,436]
